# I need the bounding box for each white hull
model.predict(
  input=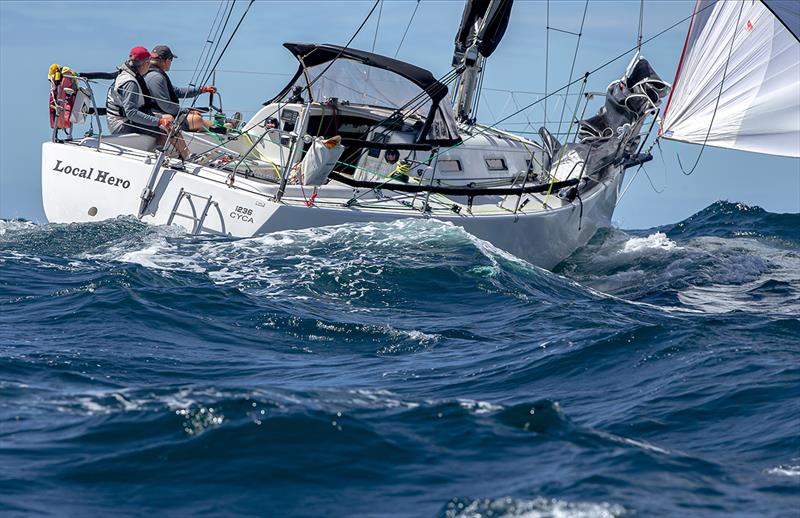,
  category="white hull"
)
[42,141,623,269]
